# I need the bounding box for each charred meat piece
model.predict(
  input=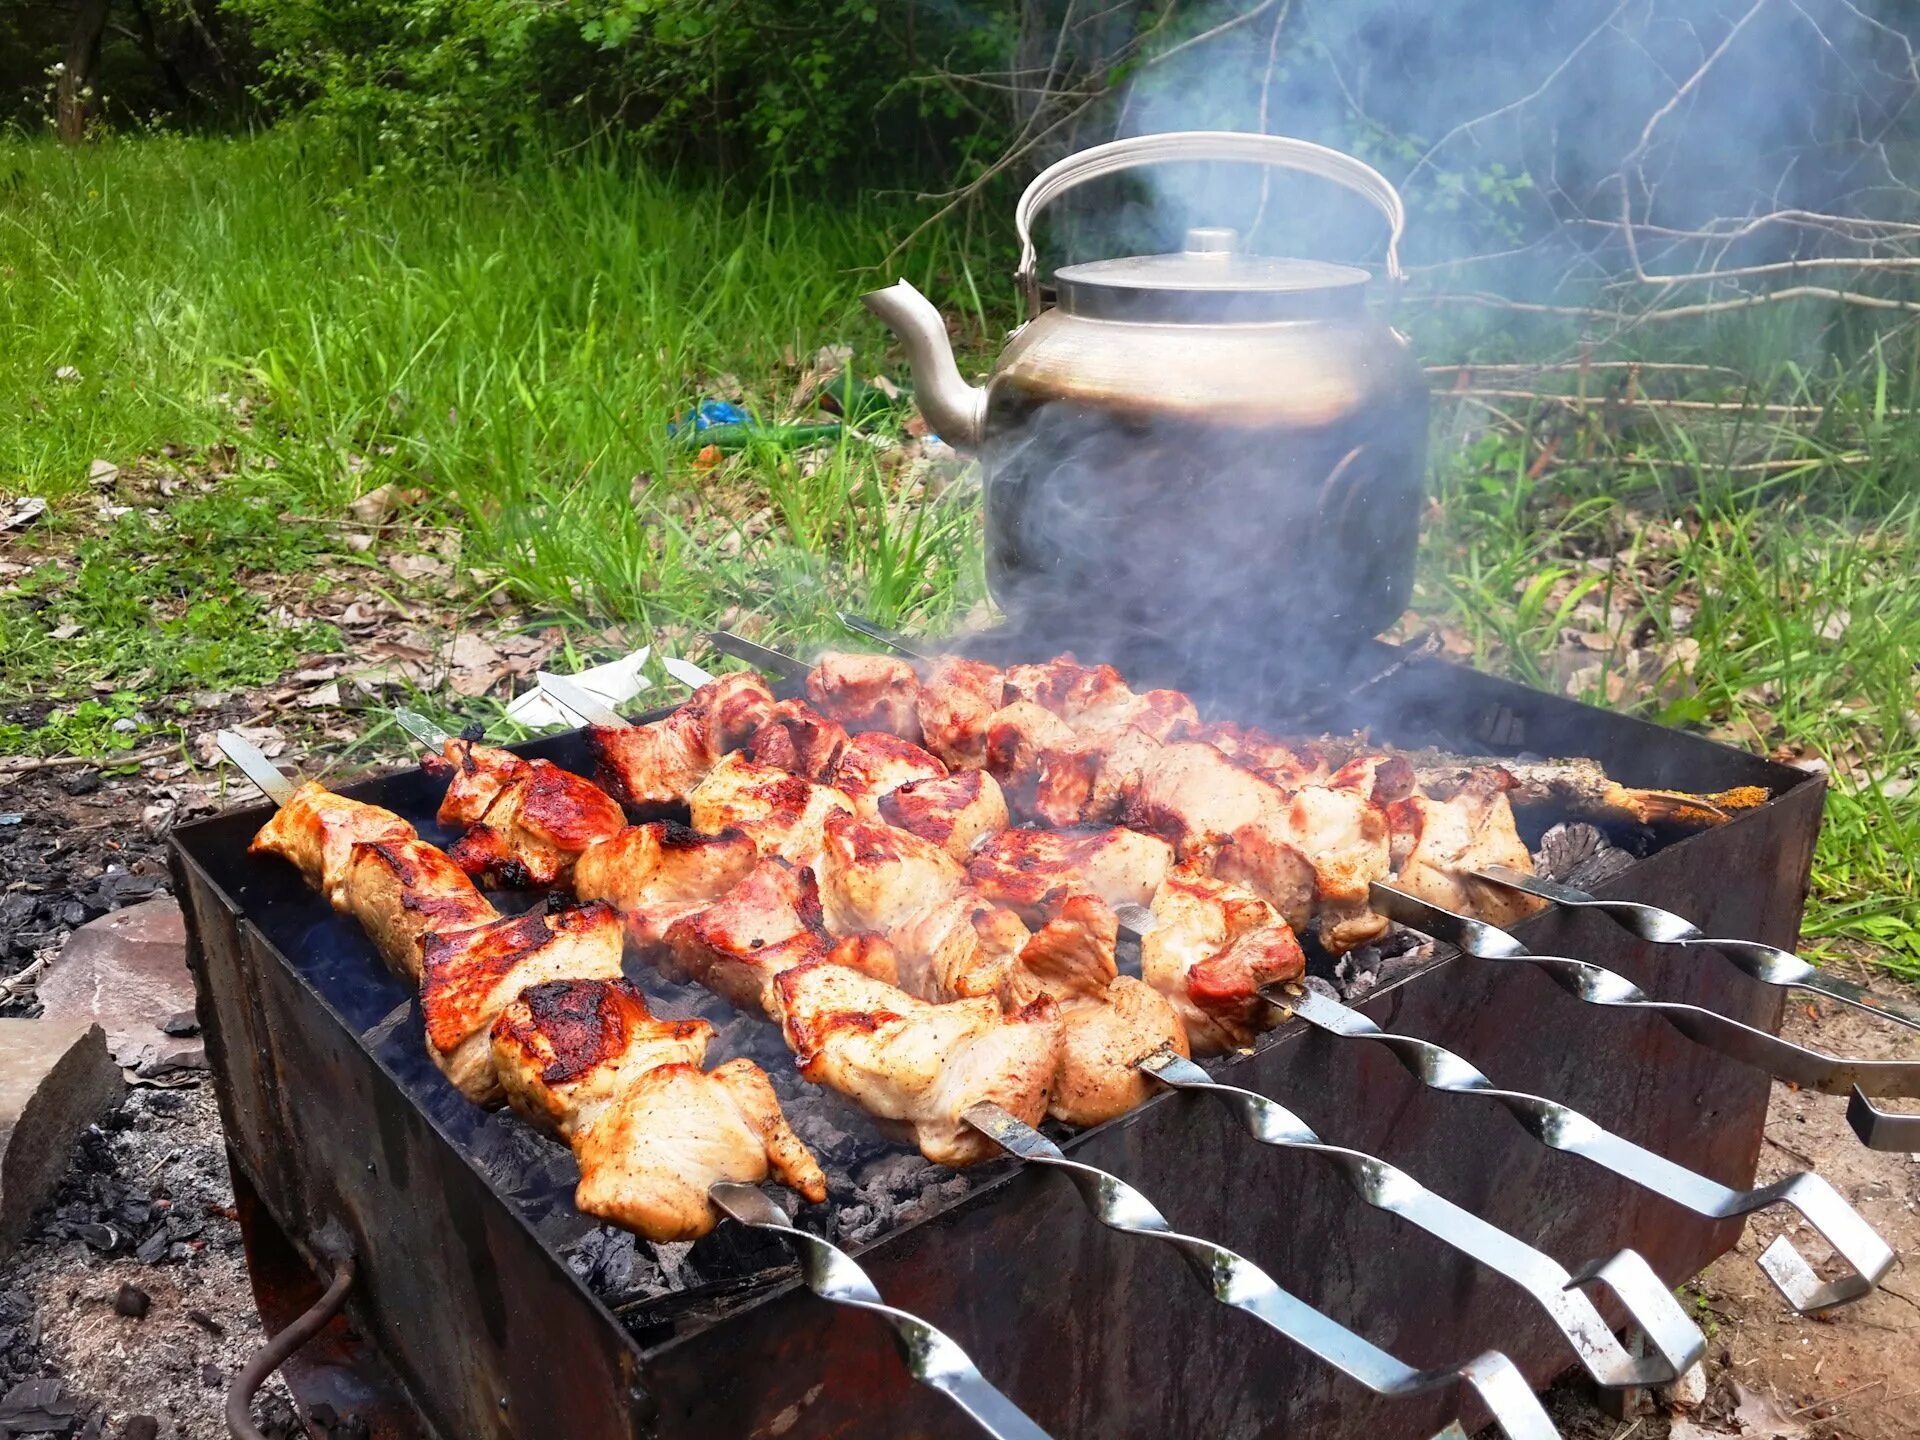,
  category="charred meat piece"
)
[1189,723,1333,791]
[572,821,759,956]
[420,902,626,1105]
[814,810,966,939]
[880,768,1010,862]
[966,826,1173,925]
[341,839,498,981]
[915,657,1006,769]
[1031,726,1165,829]
[249,781,416,907]
[894,896,1032,1004]
[1003,656,1131,718]
[771,960,1061,1168]
[1007,893,1189,1126]
[1327,753,1417,805]
[663,858,897,1015]
[448,759,627,890]
[833,732,948,820]
[491,978,824,1242]
[742,699,849,782]
[982,701,1076,816]
[1387,769,1544,929]
[420,738,531,830]
[589,671,776,807]
[1142,866,1305,1056]
[688,752,854,867]
[806,652,924,741]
